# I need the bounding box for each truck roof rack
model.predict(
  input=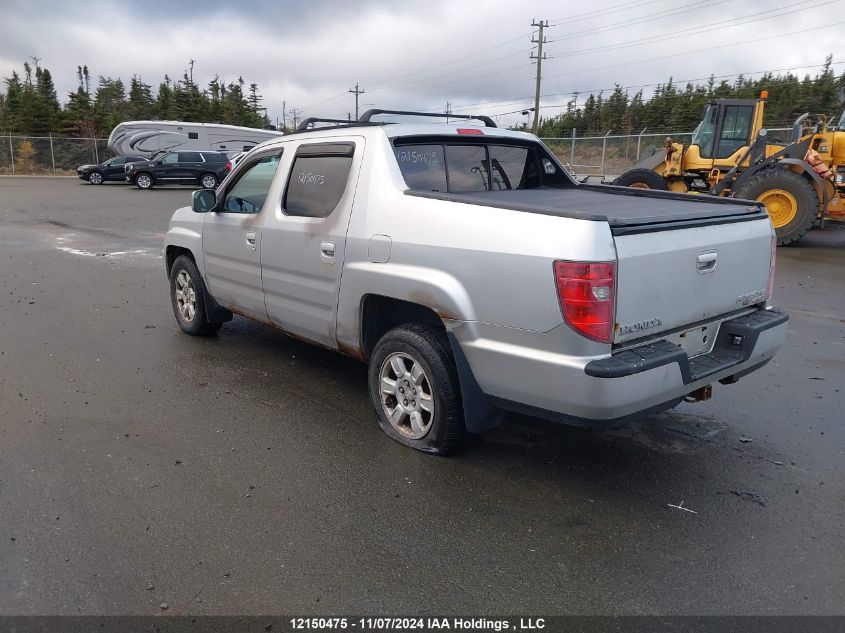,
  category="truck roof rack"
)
[358,109,497,128]
[295,117,357,132]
